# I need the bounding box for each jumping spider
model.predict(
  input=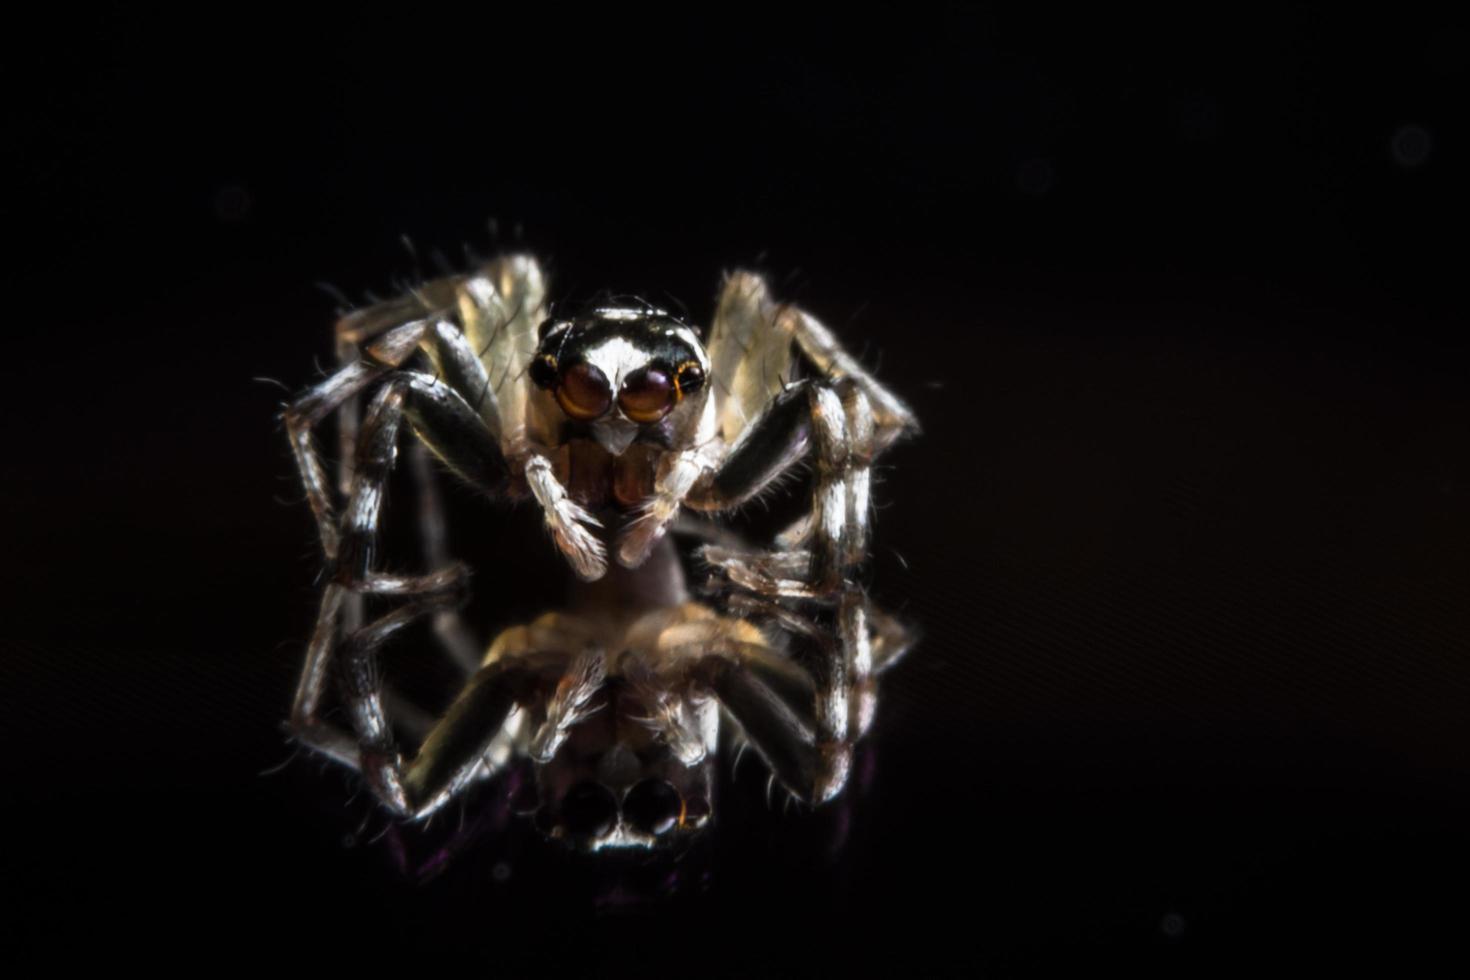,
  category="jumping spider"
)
[284,255,917,850]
